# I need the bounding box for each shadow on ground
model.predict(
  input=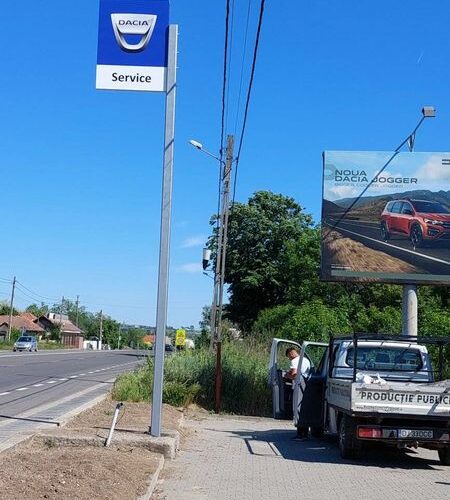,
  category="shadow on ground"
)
[204,426,443,470]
